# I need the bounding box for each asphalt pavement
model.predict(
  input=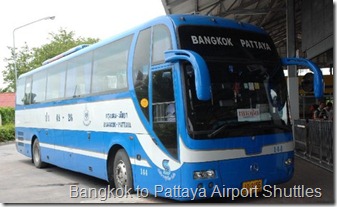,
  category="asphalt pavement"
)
[0,142,334,204]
